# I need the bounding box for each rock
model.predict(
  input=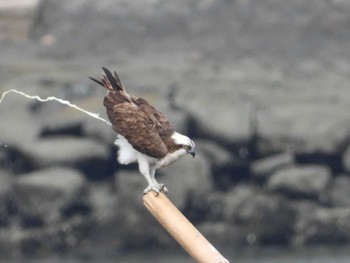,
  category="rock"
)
[114,170,173,248]
[38,107,85,138]
[267,165,332,199]
[0,216,93,257]
[113,156,212,248]
[13,167,86,225]
[195,139,236,168]
[82,119,117,146]
[293,203,350,245]
[0,170,13,196]
[194,139,251,190]
[2,0,350,252]
[115,170,146,205]
[342,145,350,173]
[34,89,113,140]
[250,152,295,181]
[177,90,252,145]
[0,145,36,175]
[158,153,212,210]
[0,170,13,226]
[87,181,118,222]
[25,0,350,158]
[0,91,41,149]
[327,175,350,208]
[202,192,227,222]
[30,0,350,63]
[257,102,350,155]
[204,185,296,245]
[79,180,124,252]
[147,96,190,135]
[20,137,113,180]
